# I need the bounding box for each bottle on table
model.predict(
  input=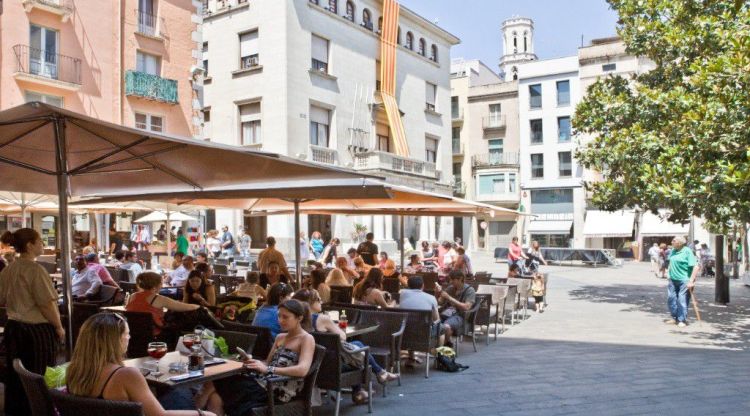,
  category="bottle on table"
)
[338,310,348,329]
